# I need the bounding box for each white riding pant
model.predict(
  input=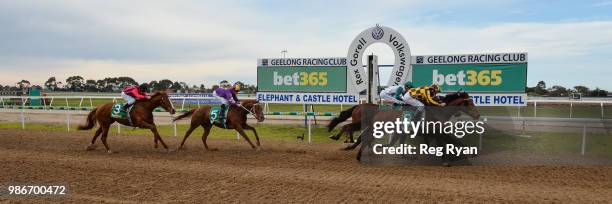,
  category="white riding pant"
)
[402,93,425,114]
[380,93,404,104]
[121,92,136,105]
